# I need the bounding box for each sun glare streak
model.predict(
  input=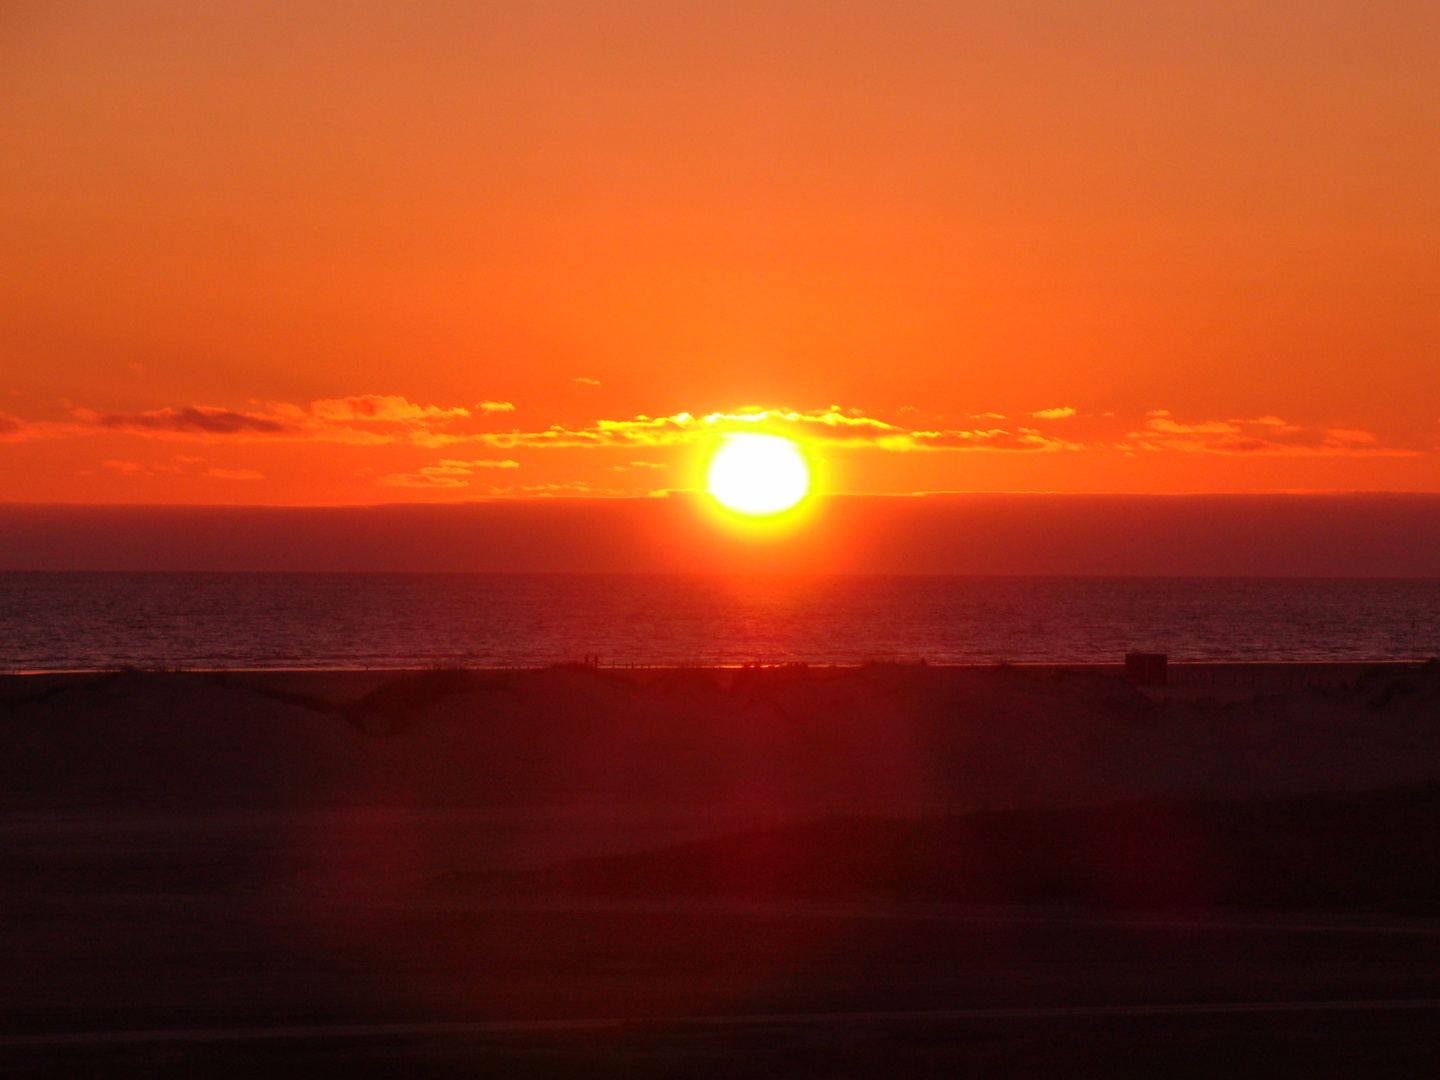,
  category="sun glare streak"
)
[705,434,811,515]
